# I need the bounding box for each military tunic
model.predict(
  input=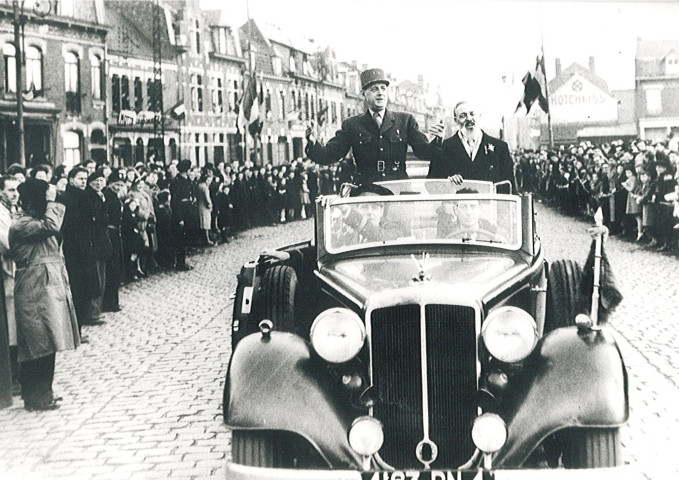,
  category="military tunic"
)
[306,110,437,184]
